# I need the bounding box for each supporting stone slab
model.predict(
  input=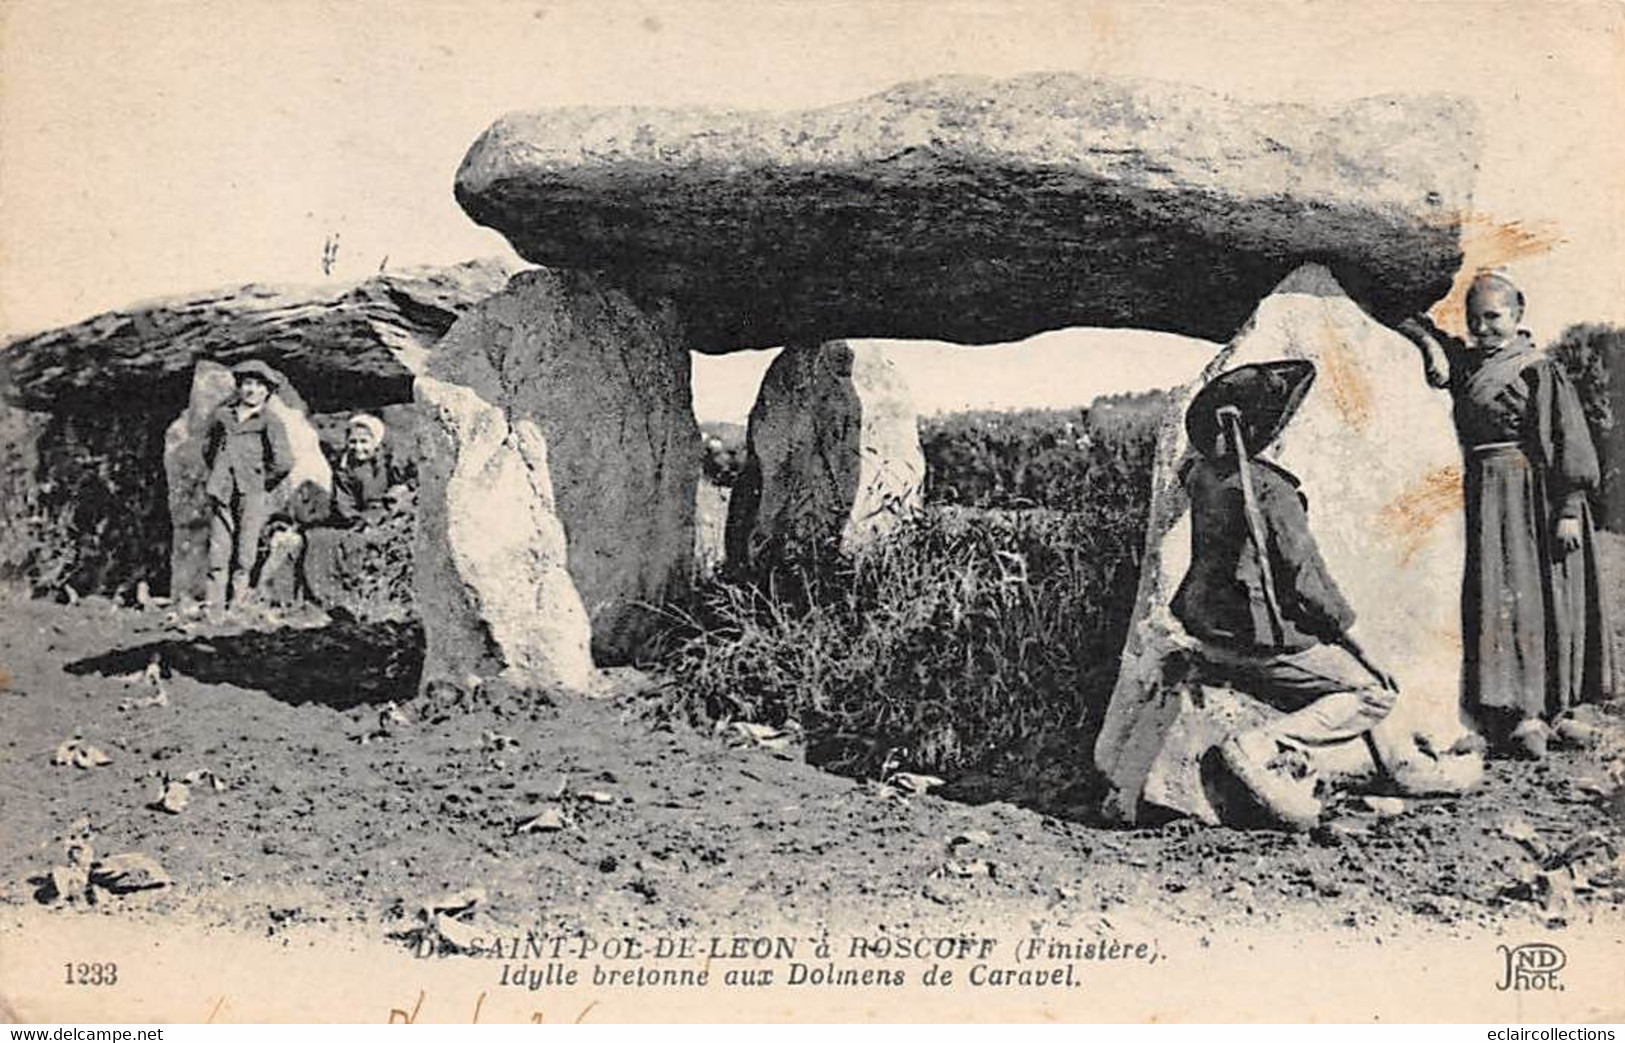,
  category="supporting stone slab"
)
[418,268,699,669]
[414,375,594,693]
[726,340,924,574]
[1094,264,1481,824]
